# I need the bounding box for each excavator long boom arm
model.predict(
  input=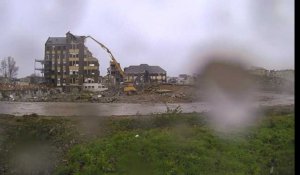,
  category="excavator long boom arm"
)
[84,35,125,77]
